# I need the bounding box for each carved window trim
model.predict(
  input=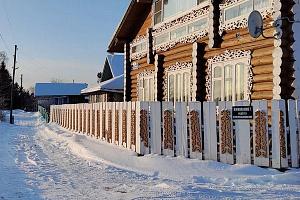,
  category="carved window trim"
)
[219,0,275,35]
[130,35,148,61]
[206,50,253,102]
[153,7,209,52]
[164,62,193,102]
[137,70,155,101]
